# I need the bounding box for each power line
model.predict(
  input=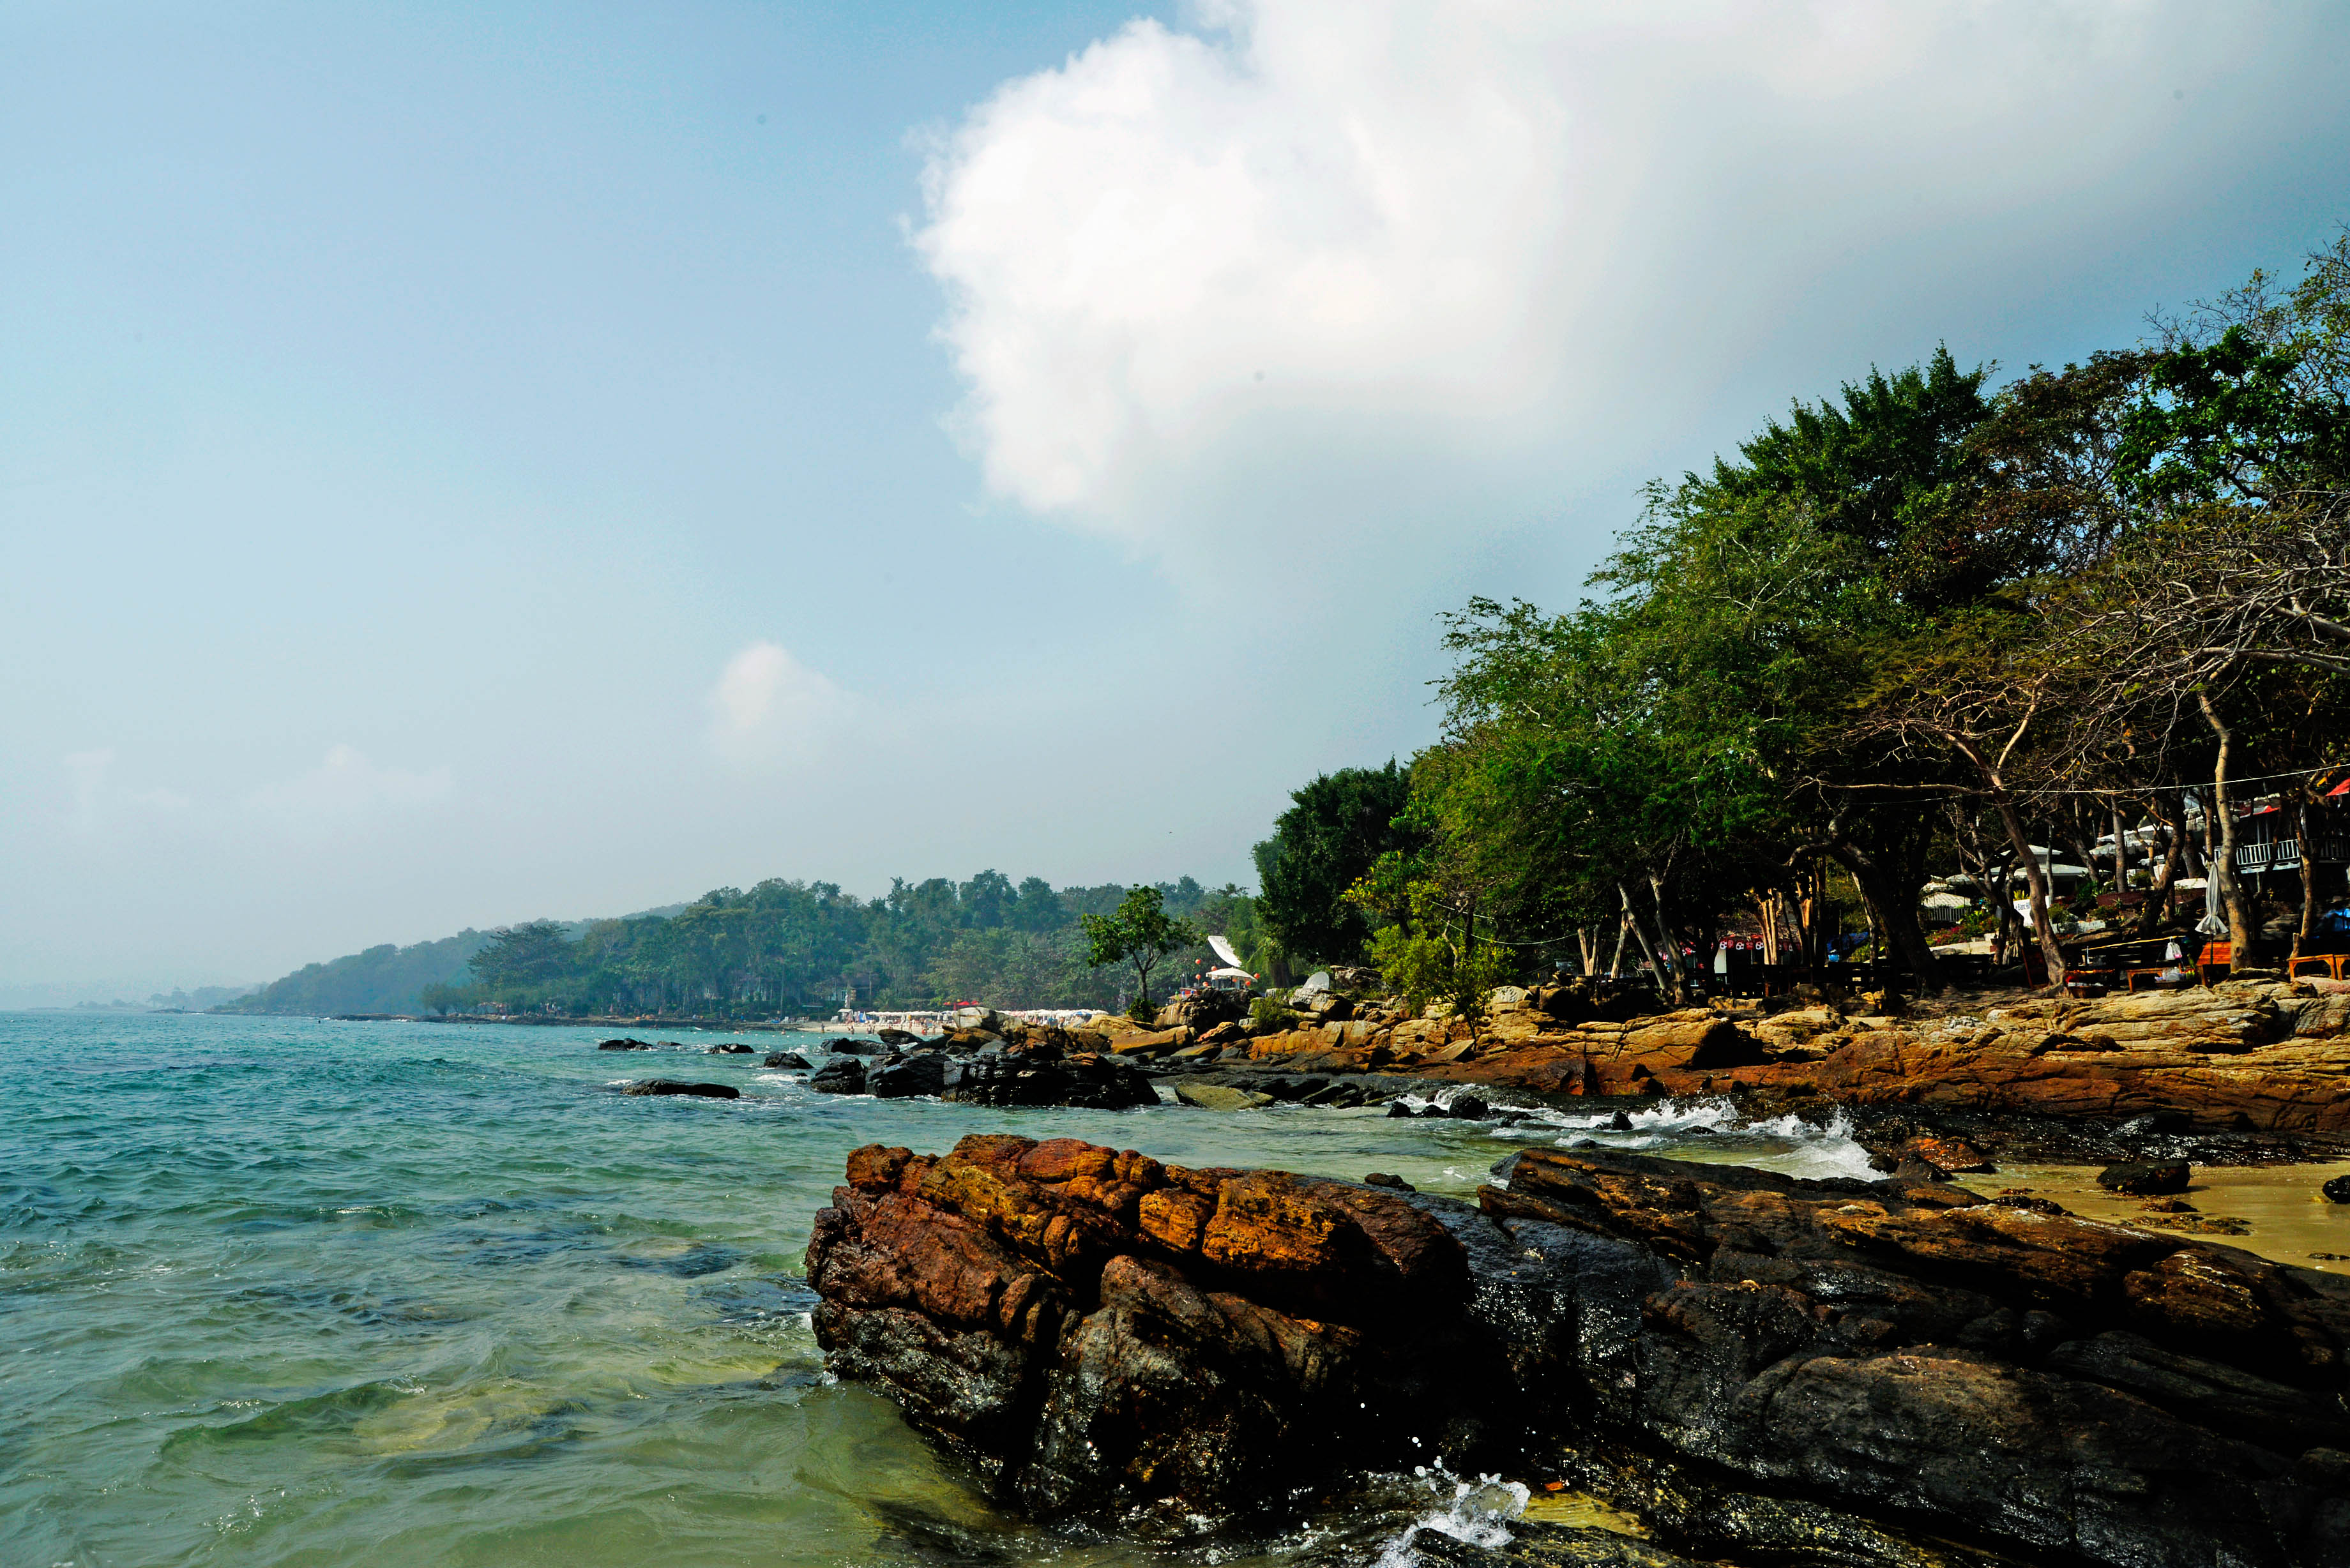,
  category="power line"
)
[2001,762,2349,799]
